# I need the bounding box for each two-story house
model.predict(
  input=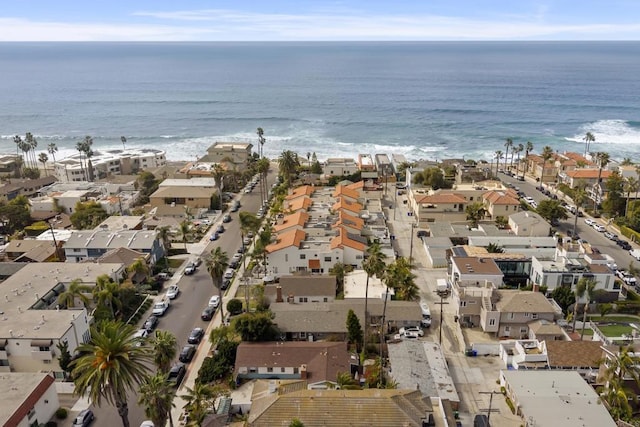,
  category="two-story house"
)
[491,290,561,338]
[323,158,359,178]
[0,263,124,375]
[263,275,336,305]
[508,210,551,237]
[482,190,521,219]
[64,229,164,264]
[199,141,253,167]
